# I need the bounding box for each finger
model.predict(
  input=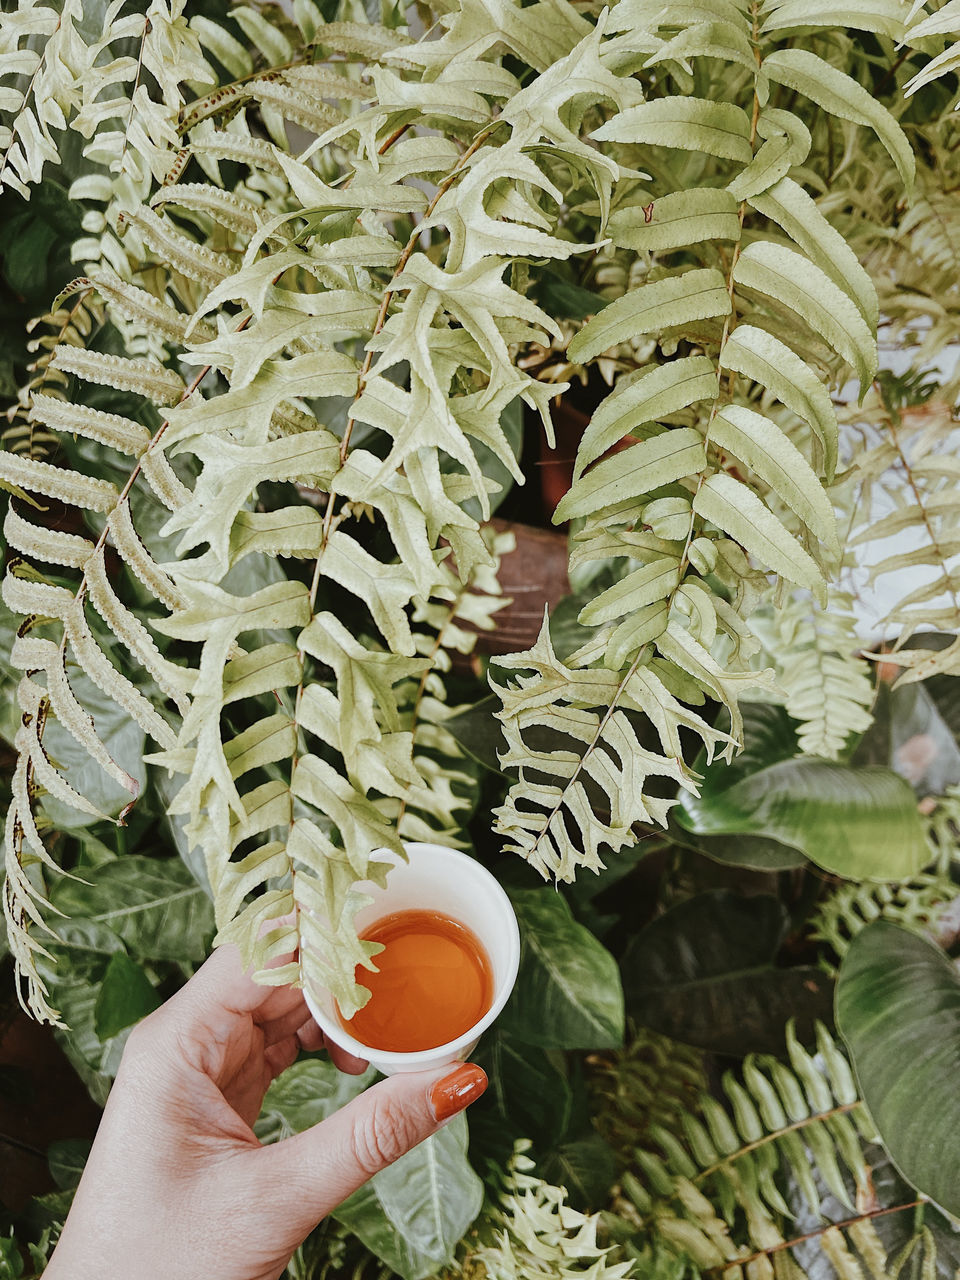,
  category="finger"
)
[265,1035,301,1080]
[166,931,302,1030]
[323,1034,368,1076]
[261,998,313,1047]
[253,1062,487,1225]
[296,1018,327,1053]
